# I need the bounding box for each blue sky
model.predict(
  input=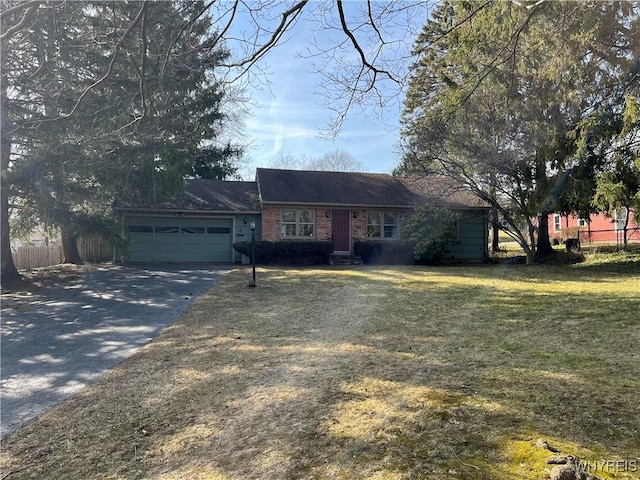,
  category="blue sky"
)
[225,2,430,178]
[240,48,403,175]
